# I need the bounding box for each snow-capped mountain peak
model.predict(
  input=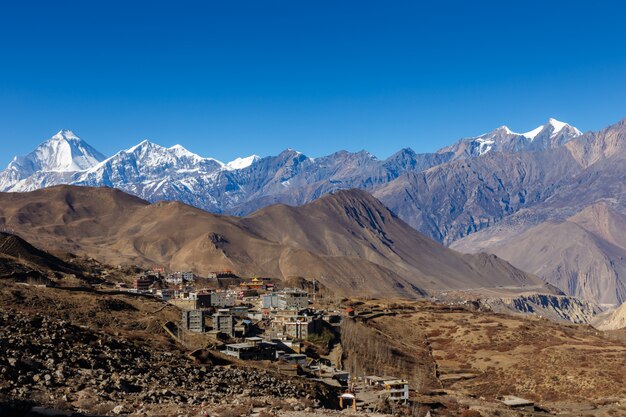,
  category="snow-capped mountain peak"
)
[226,155,261,170]
[522,125,545,140]
[523,118,582,140]
[126,139,154,153]
[0,117,588,210]
[11,129,105,173]
[0,129,107,192]
[495,126,517,135]
[547,118,582,137]
[441,118,583,159]
[51,129,80,141]
[169,144,196,157]
[547,118,567,132]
